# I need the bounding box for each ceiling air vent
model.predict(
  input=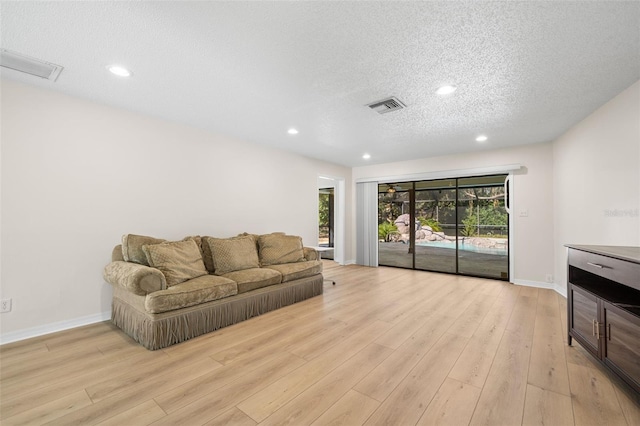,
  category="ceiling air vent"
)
[367,96,406,114]
[0,49,63,81]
